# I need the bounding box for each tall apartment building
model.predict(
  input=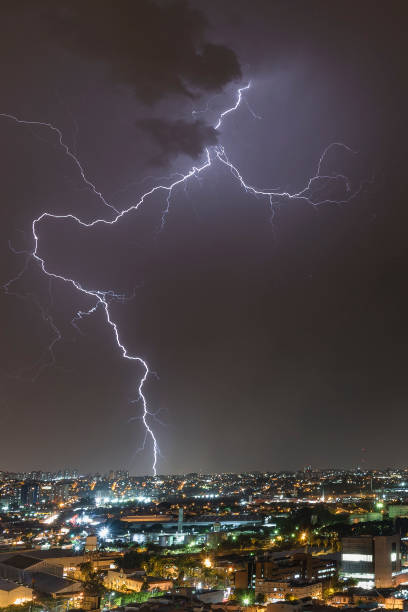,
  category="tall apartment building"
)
[19,481,39,507]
